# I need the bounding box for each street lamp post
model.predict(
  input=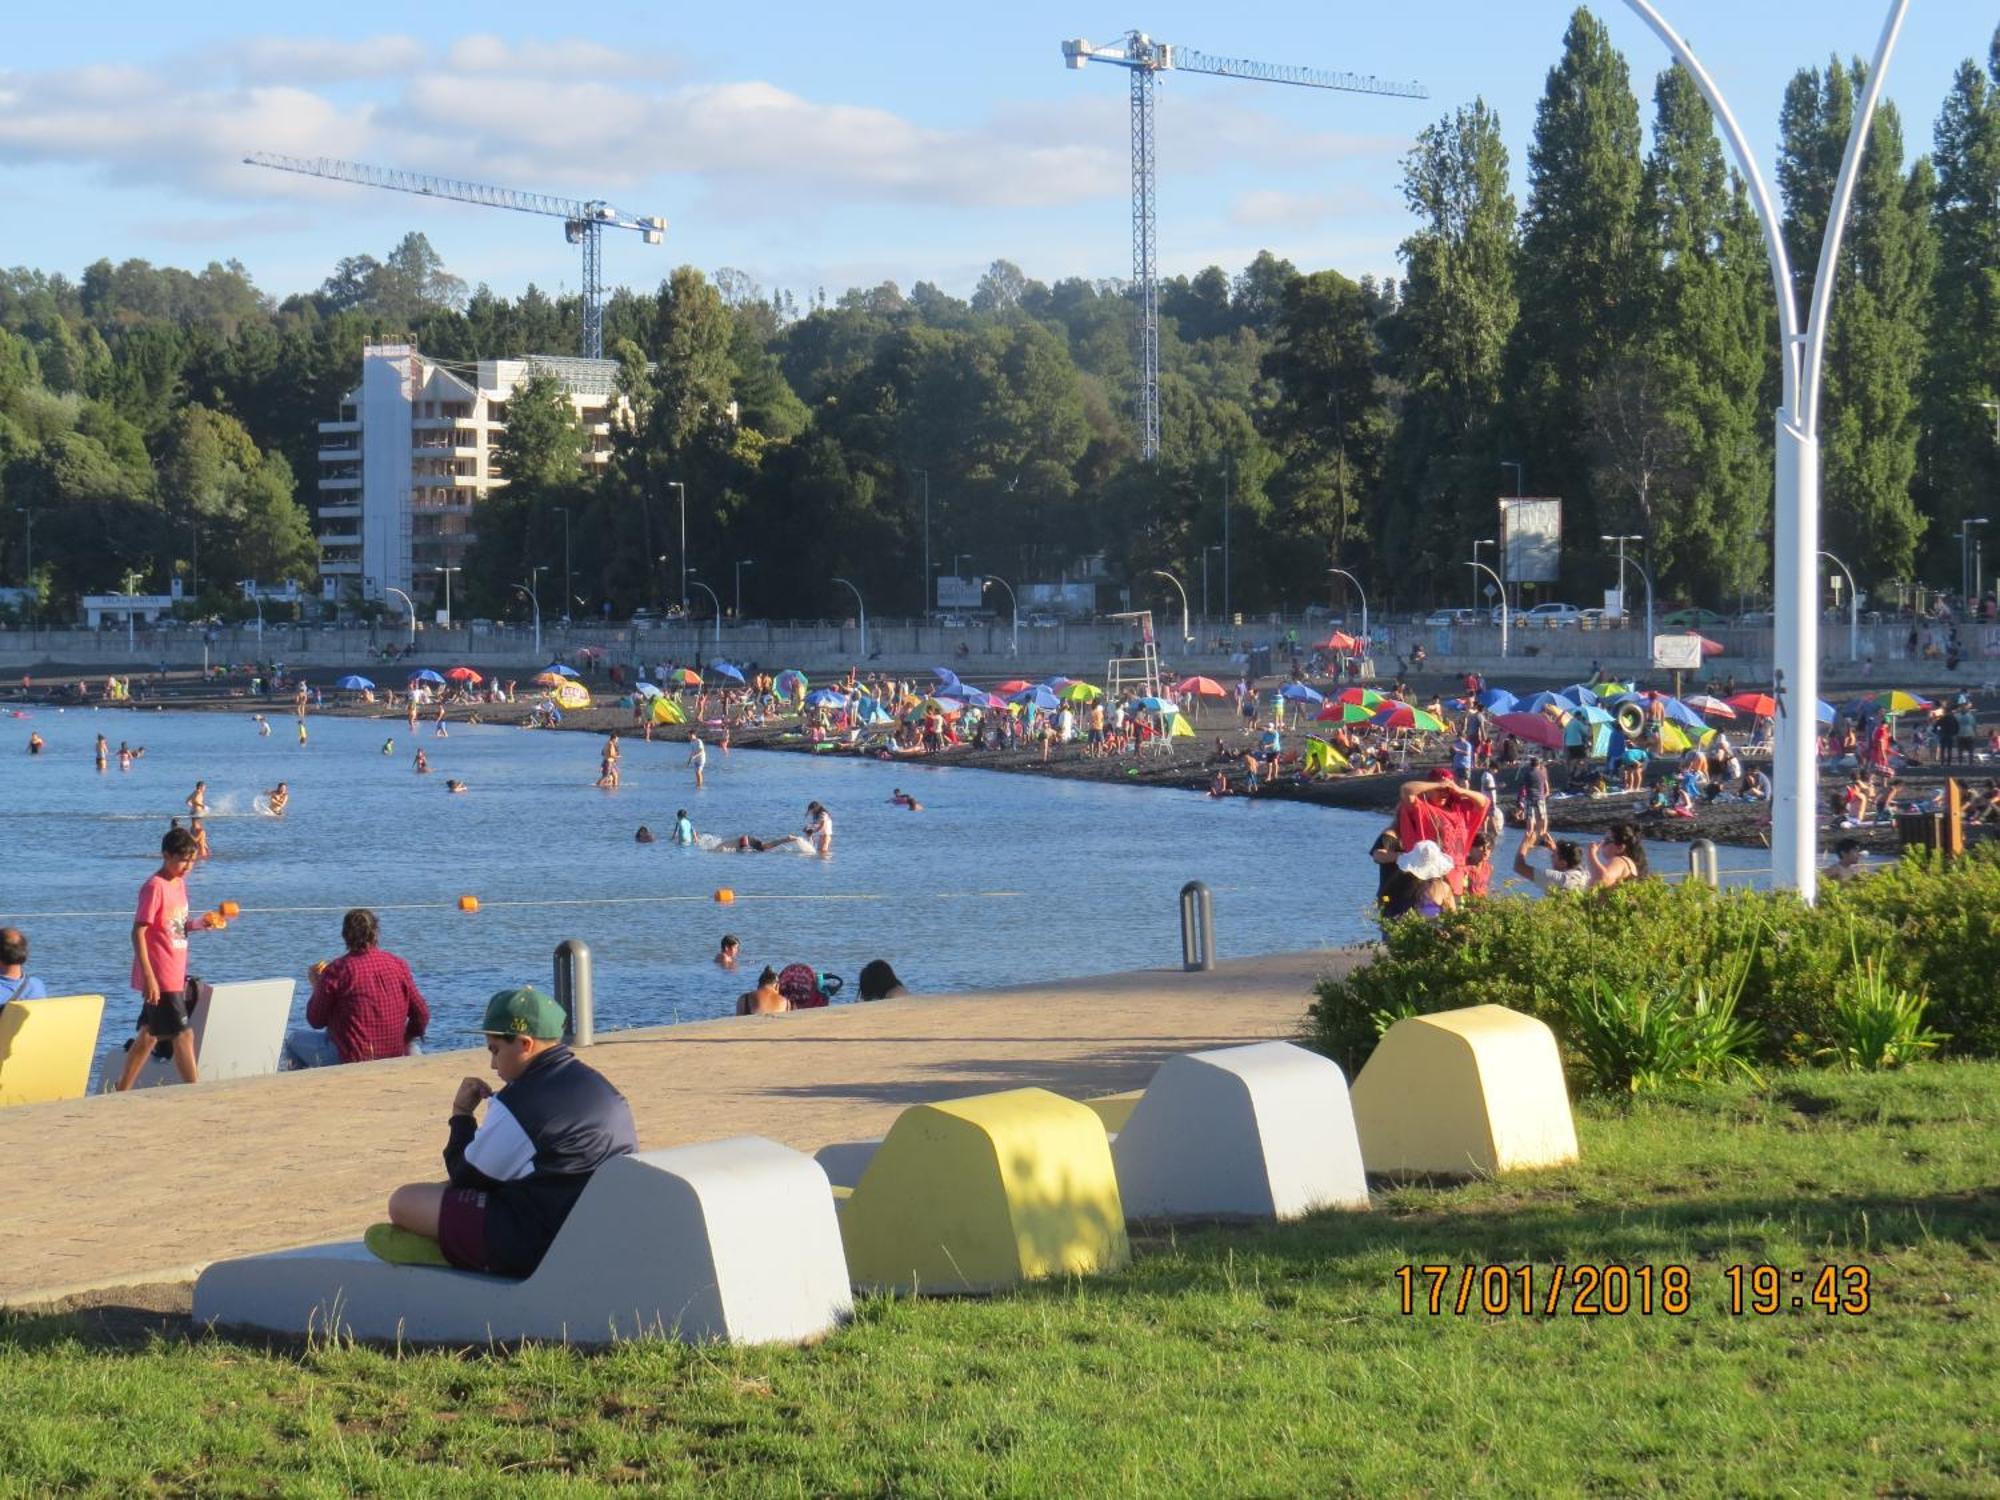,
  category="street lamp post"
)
[560,508,572,625]
[384,587,415,647]
[1819,550,1859,663]
[1471,538,1496,616]
[513,574,544,660]
[1600,534,1652,641]
[241,579,264,645]
[665,480,687,616]
[831,576,867,660]
[434,565,460,627]
[916,469,931,619]
[687,577,723,653]
[981,574,1018,655]
[1202,545,1221,628]
[1957,518,1989,609]
[1622,0,1911,903]
[122,568,142,655]
[1326,567,1369,643]
[734,559,754,620]
[1468,561,1508,658]
[1148,569,1191,643]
